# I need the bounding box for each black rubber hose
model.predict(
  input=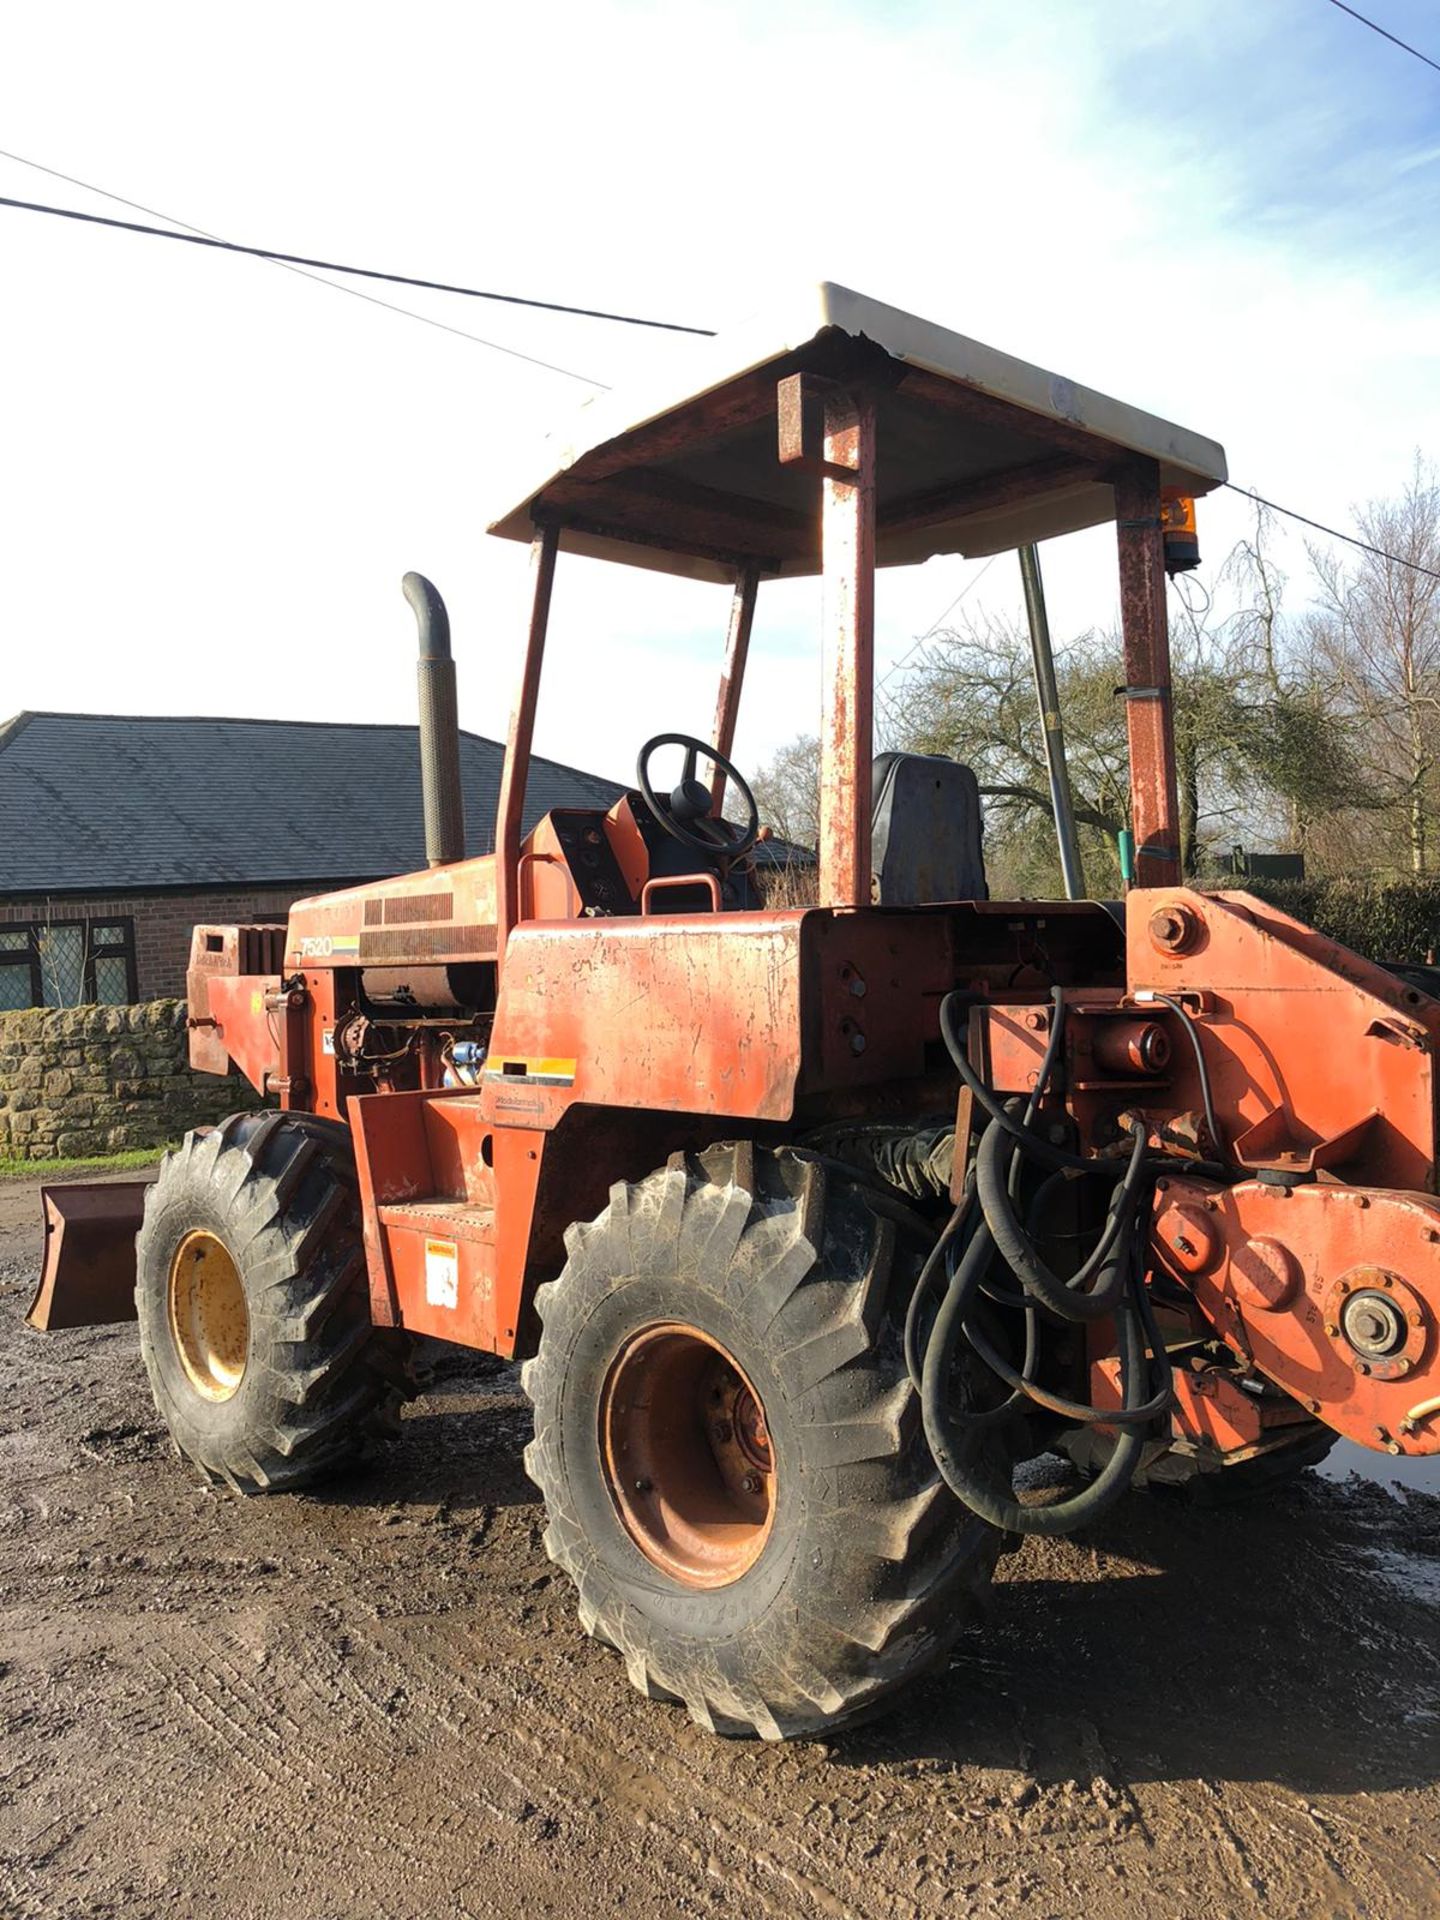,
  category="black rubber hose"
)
[1153,992,1227,1161]
[908,985,1075,1382]
[917,1214,1035,1433]
[903,1181,973,1392]
[940,991,1141,1179]
[921,1266,1151,1536]
[976,1114,1149,1322]
[961,1294,1170,1427]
